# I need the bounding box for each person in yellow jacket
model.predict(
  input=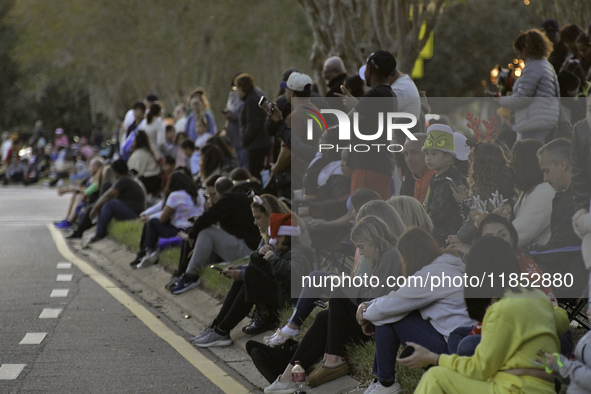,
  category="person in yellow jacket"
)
[398,235,569,394]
